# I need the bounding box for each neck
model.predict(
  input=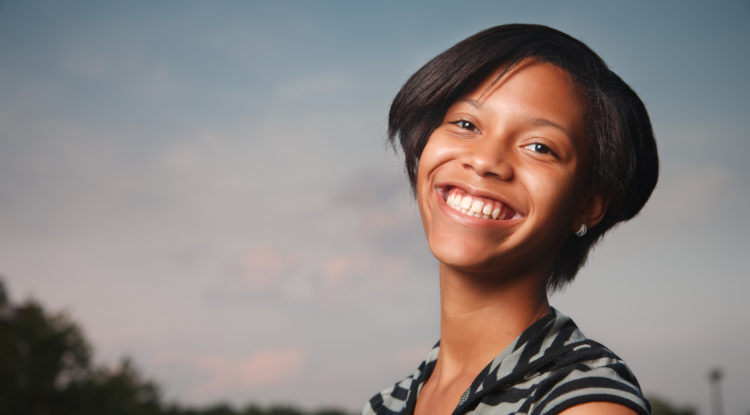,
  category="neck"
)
[435,263,550,382]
